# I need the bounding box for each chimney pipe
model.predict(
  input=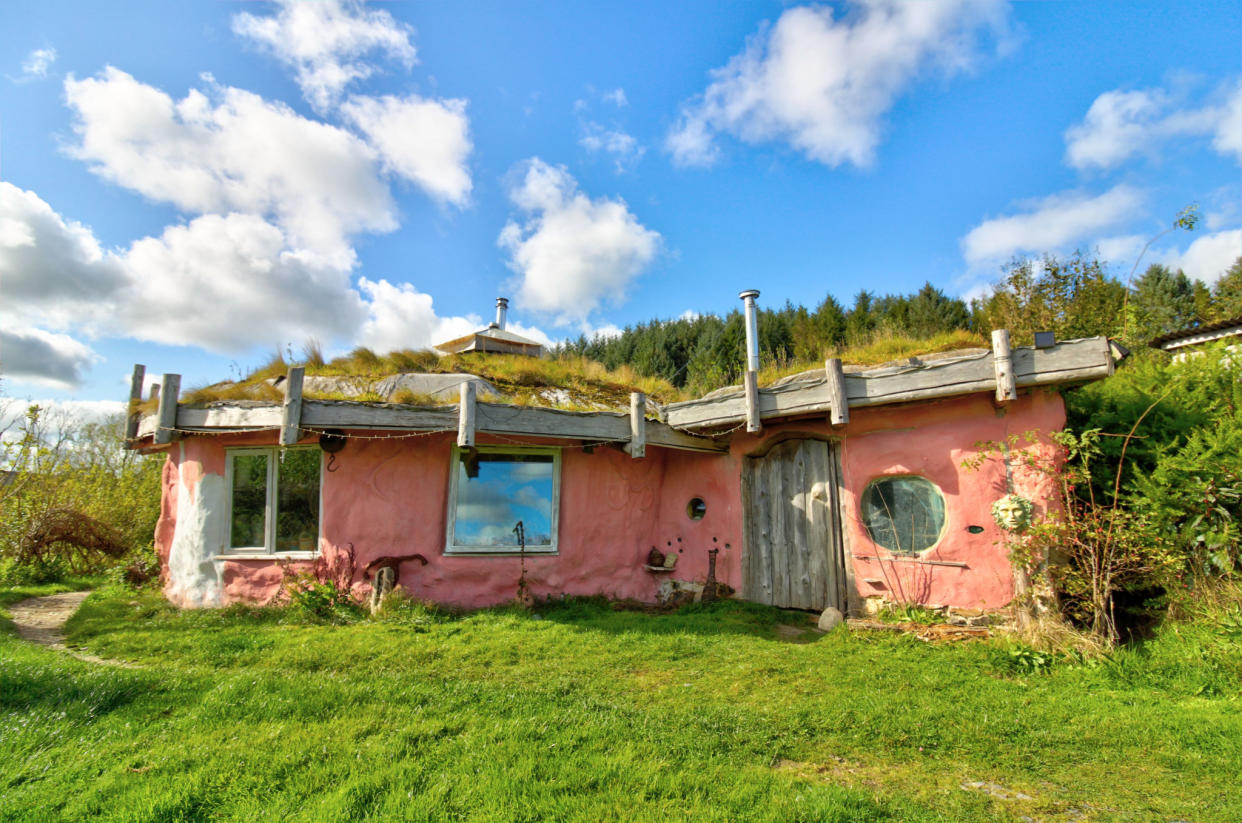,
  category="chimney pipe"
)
[495,297,509,330]
[739,290,760,372]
